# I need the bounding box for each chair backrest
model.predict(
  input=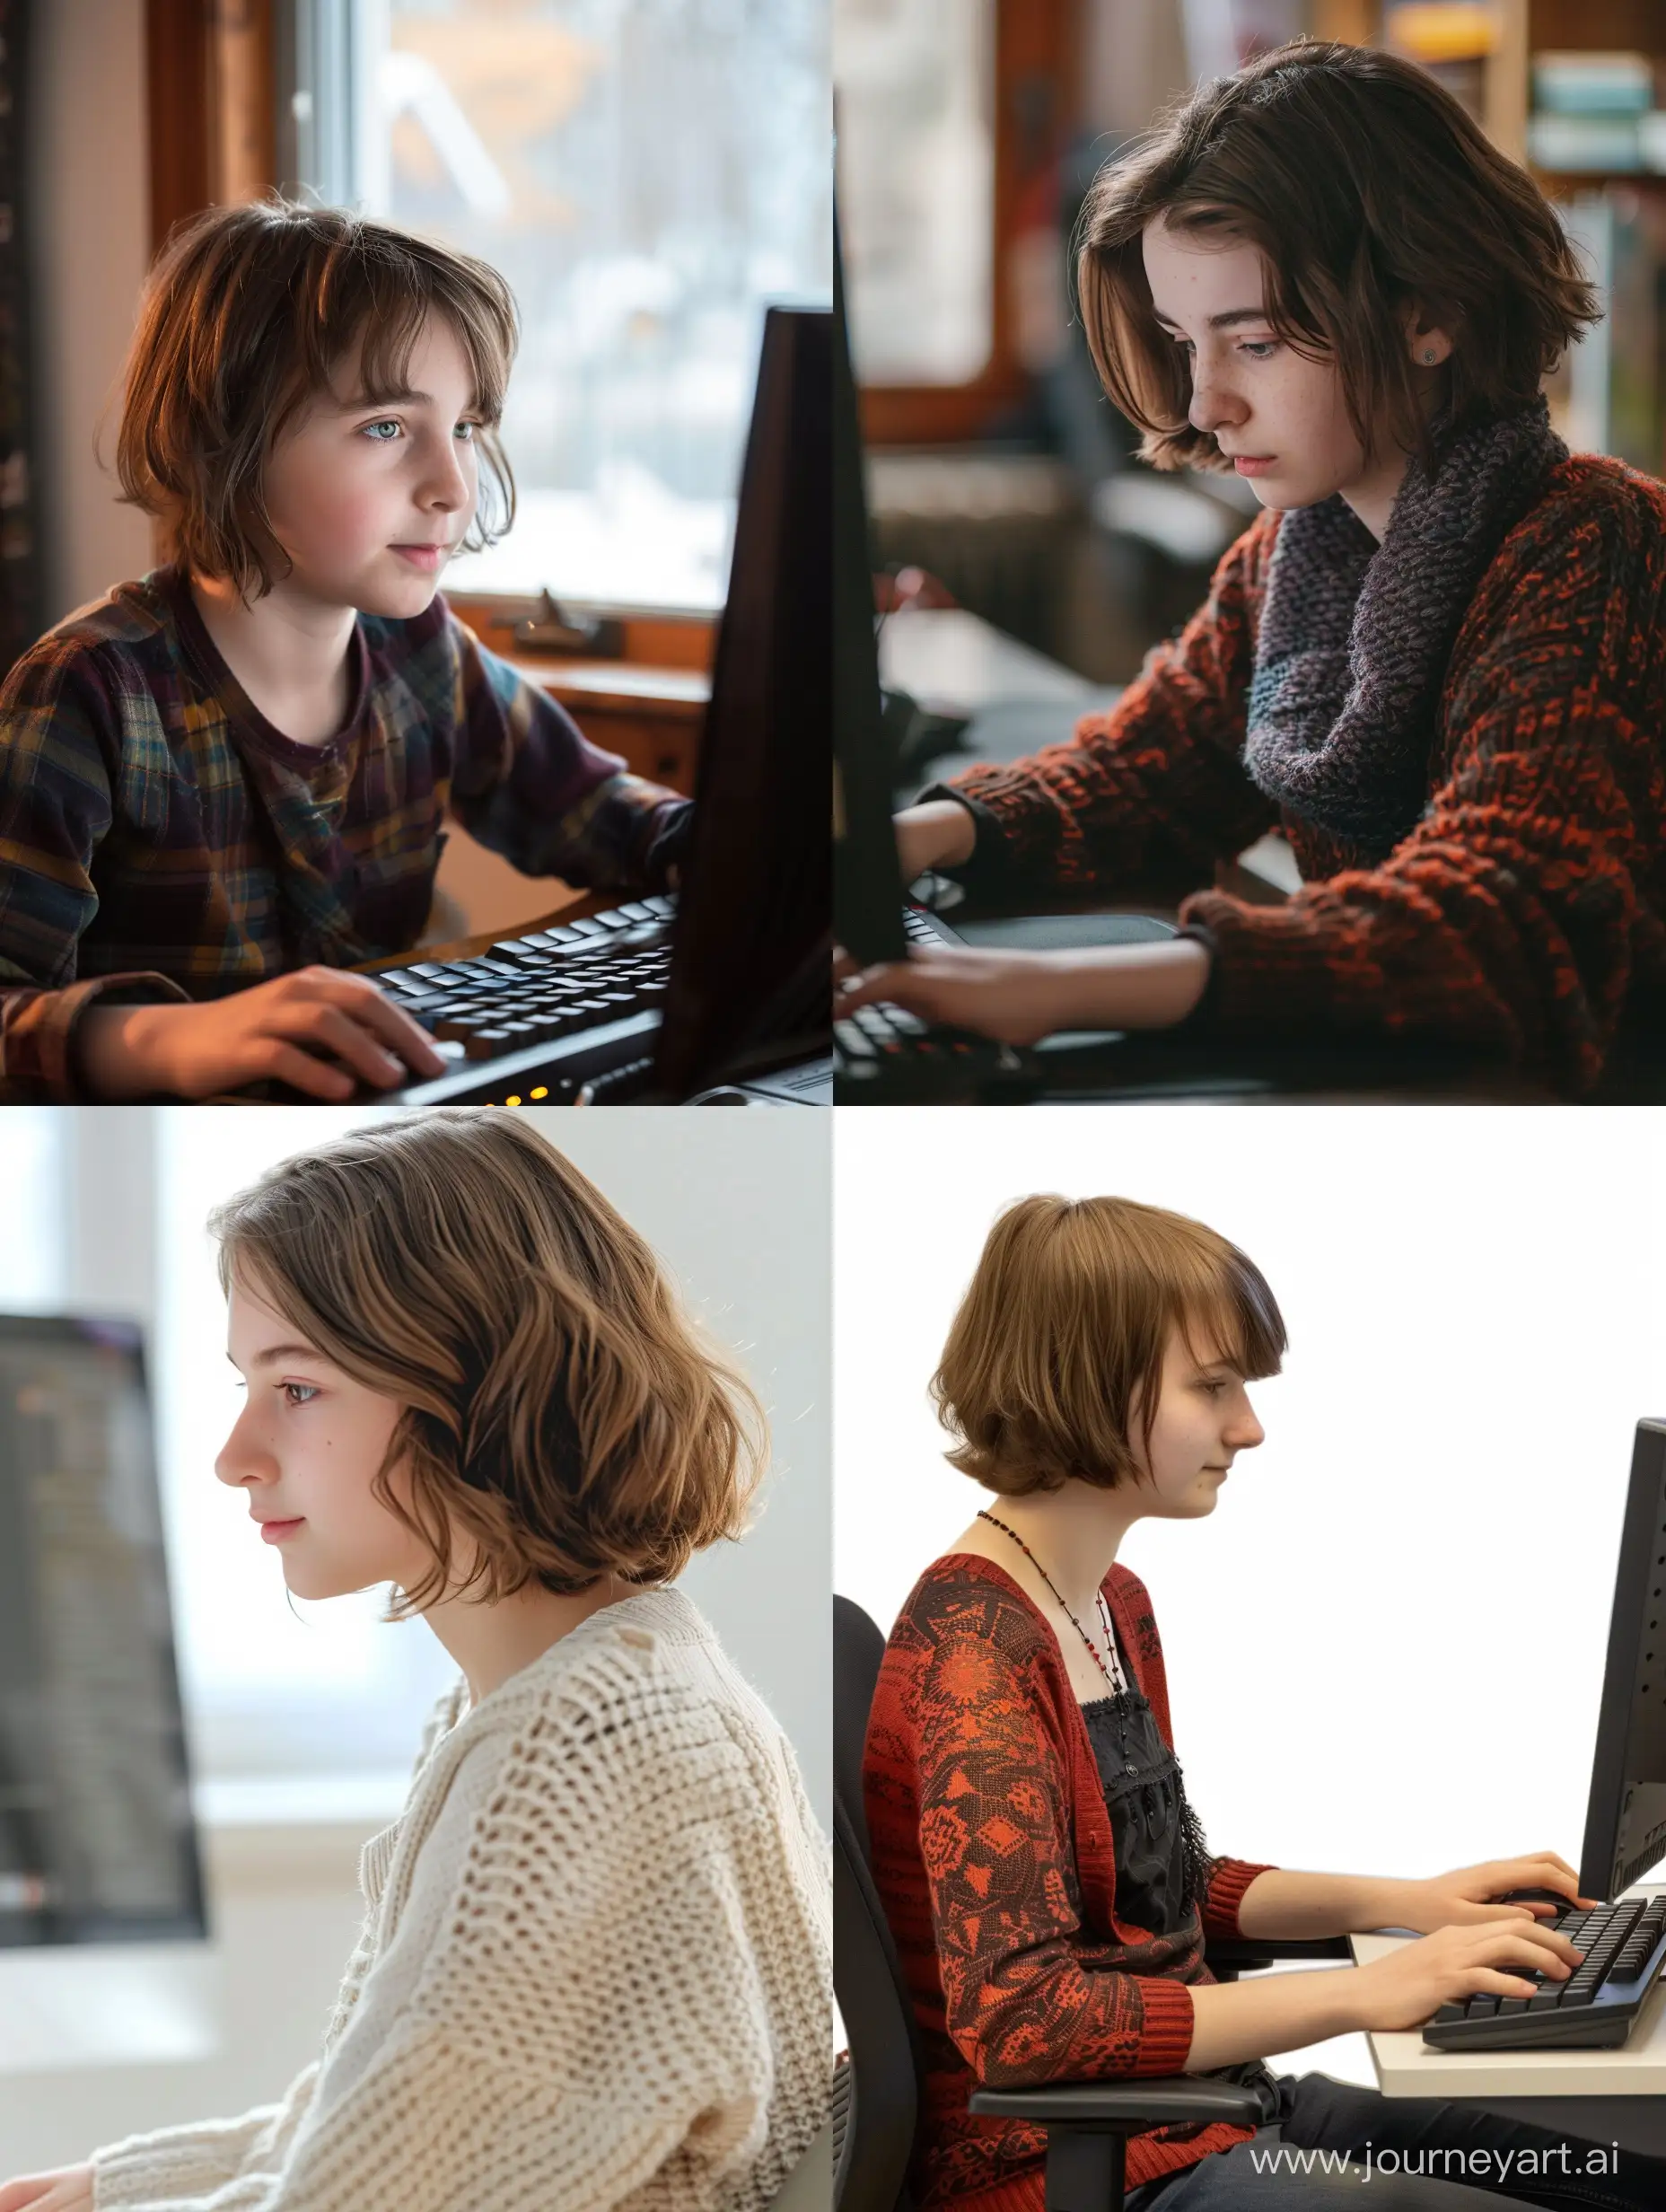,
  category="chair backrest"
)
[833,1593,924,2212]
